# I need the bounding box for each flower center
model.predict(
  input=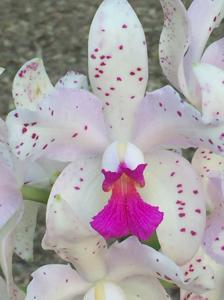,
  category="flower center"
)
[90,142,163,240]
